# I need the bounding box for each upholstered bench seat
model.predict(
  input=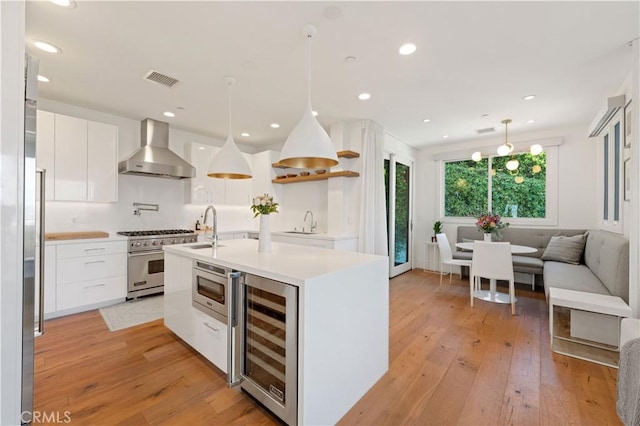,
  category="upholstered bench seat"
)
[511,255,544,275]
[543,261,611,296]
